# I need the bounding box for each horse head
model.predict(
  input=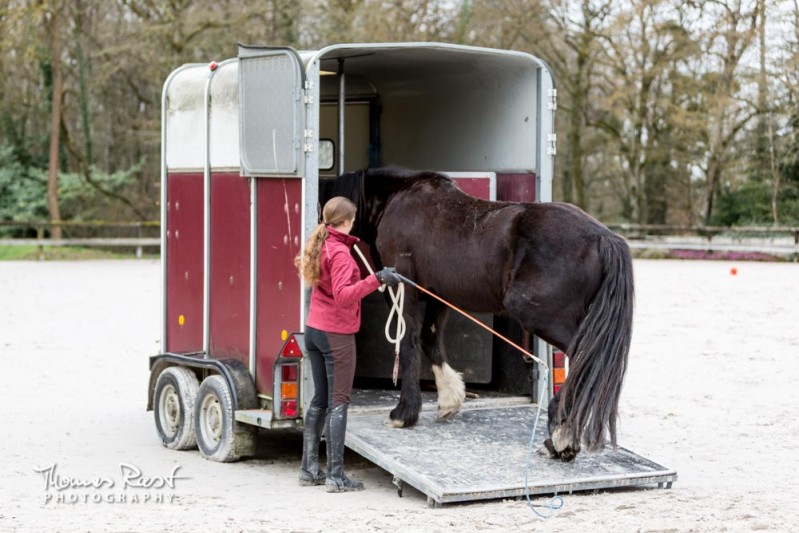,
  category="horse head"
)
[319,167,419,270]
